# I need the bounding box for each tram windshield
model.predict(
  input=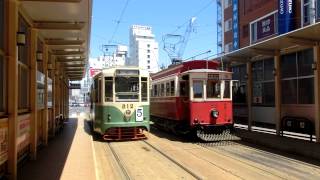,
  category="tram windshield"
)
[207,80,221,98]
[115,76,139,102]
[192,79,231,100]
